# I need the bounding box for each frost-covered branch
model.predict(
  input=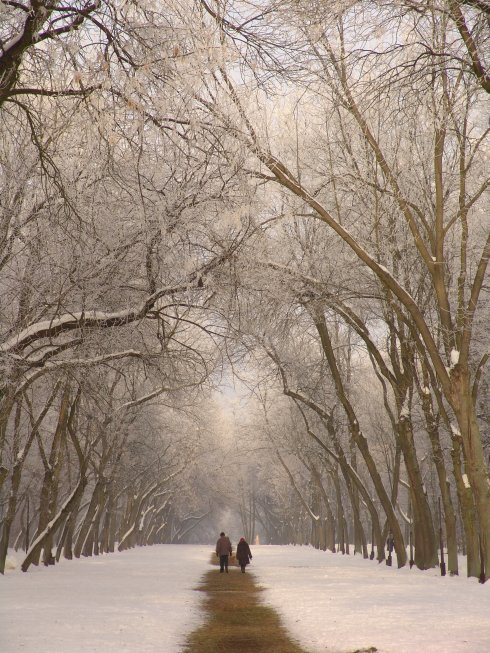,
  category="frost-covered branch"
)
[1,253,229,356]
